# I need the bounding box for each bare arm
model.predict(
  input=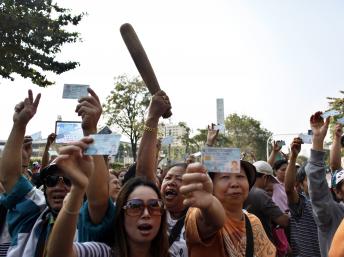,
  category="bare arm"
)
[267,141,281,166]
[0,90,40,192]
[46,138,94,257]
[285,138,302,204]
[76,88,109,224]
[330,124,343,171]
[41,133,56,169]
[181,163,225,238]
[136,90,171,183]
